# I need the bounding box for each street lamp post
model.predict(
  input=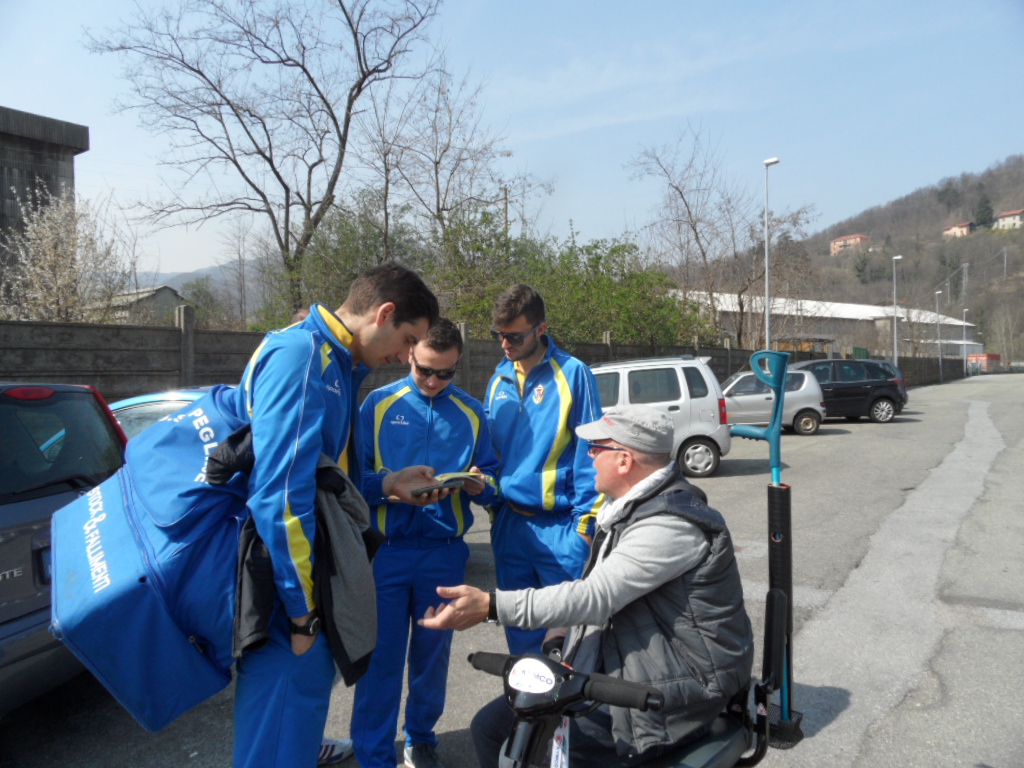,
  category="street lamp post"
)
[935,290,943,384]
[892,254,903,366]
[764,157,780,350]
[962,308,969,378]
